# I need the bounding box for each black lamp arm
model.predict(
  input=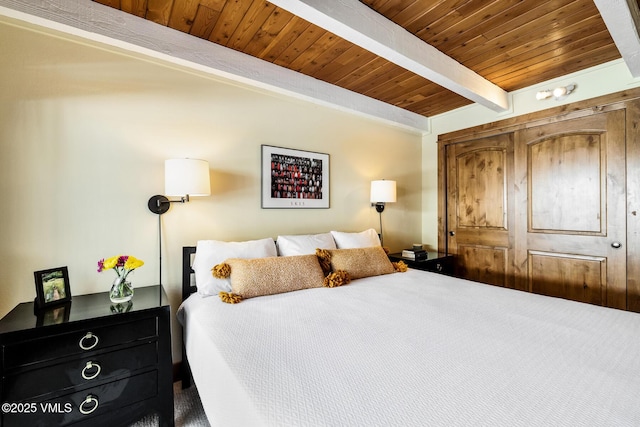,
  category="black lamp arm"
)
[370,202,388,244]
[147,194,191,215]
